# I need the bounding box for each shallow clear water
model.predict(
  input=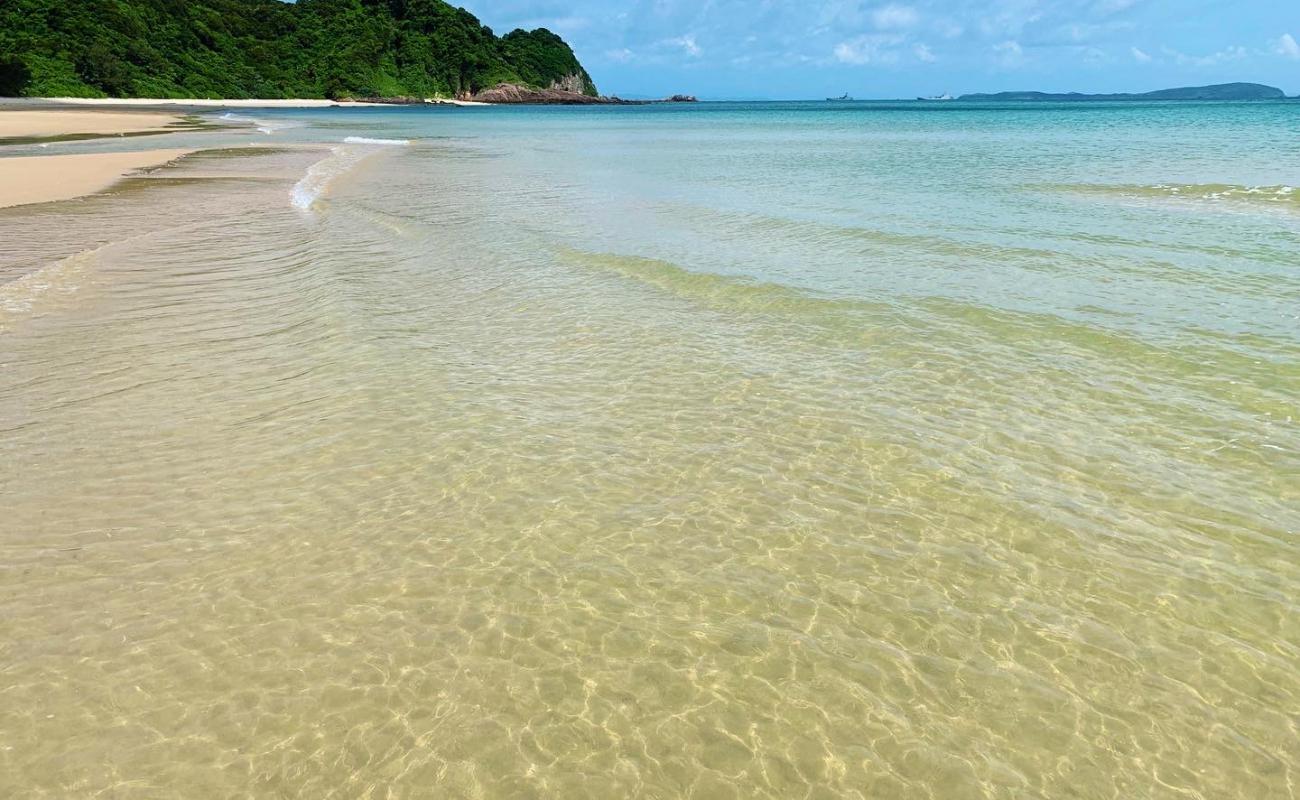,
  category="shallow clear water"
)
[1,101,1297,798]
